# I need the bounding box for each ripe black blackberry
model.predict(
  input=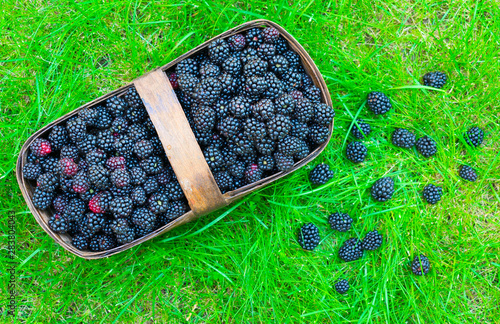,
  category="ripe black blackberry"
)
[423,72,447,89]
[464,126,484,147]
[262,26,279,43]
[423,184,443,204]
[274,152,294,172]
[239,47,258,65]
[303,86,322,104]
[48,213,69,233]
[178,73,199,97]
[391,128,416,148]
[60,145,80,161]
[23,162,42,180]
[338,238,363,262]
[367,92,392,115]
[106,95,128,117]
[269,55,289,75]
[89,235,100,252]
[213,171,234,192]
[109,196,133,218]
[289,120,309,141]
[252,99,275,121]
[308,124,329,145]
[131,207,156,231]
[267,114,291,141]
[351,119,371,139]
[218,116,241,139]
[52,195,69,213]
[148,192,169,214]
[64,198,86,221]
[328,212,352,232]
[77,134,97,155]
[282,70,302,91]
[411,254,430,276]
[346,142,368,163]
[131,186,147,206]
[243,57,268,77]
[313,103,334,126]
[158,201,189,224]
[116,228,135,244]
[253,137,274,156]
[165,181,185,201]
[129,167,147,186]
[82,212,105,234]
[257,43,276,60]
[86,149,106,166]
[459,165,477,182]
[114,136,135,159]
[72,171,90,193]
[111,169,130,188]
[200,62,221,78]
[110,218,130,235]
[256,155,274,172]
[208,39,230,64]
[229,96,251,118]
[96,130,115,153]
[263,72,284,100]
[416,136,437,158]
[221,147,237,166]
[300,73,314,90]
[78,107,97,127]
[37,172,59,192]
[229,134,254,156]
[140,156,163,175]
[361,230,383,250]
[244,164,263,183]
[244,118,267,142]
[228,34,246,51]
[275,94,295,116]
[277,136,301,157]
[218,73,240,96]
[228,160,246,179]
[222,56,242,76]
[298,223,320,251]
[88,164,110,189]
[67,117,87,142]
[97,234,117,251]
[193,105,216,133]
[110,116,129,134]
[125,104,147,125]
[245,28,263,48]
[244,75,267,96]
[294,140,310,160]
[274,36,288,54]
[127,123,149,142]
[283,50,300,67]
[95,106,114,129]
[371,177,395,202]
[72,233,89,250]
[334,279,349,294]
[48,125,69,151]
[204,146,223,169]
[176,58,199,76]
[309,164,333,185]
